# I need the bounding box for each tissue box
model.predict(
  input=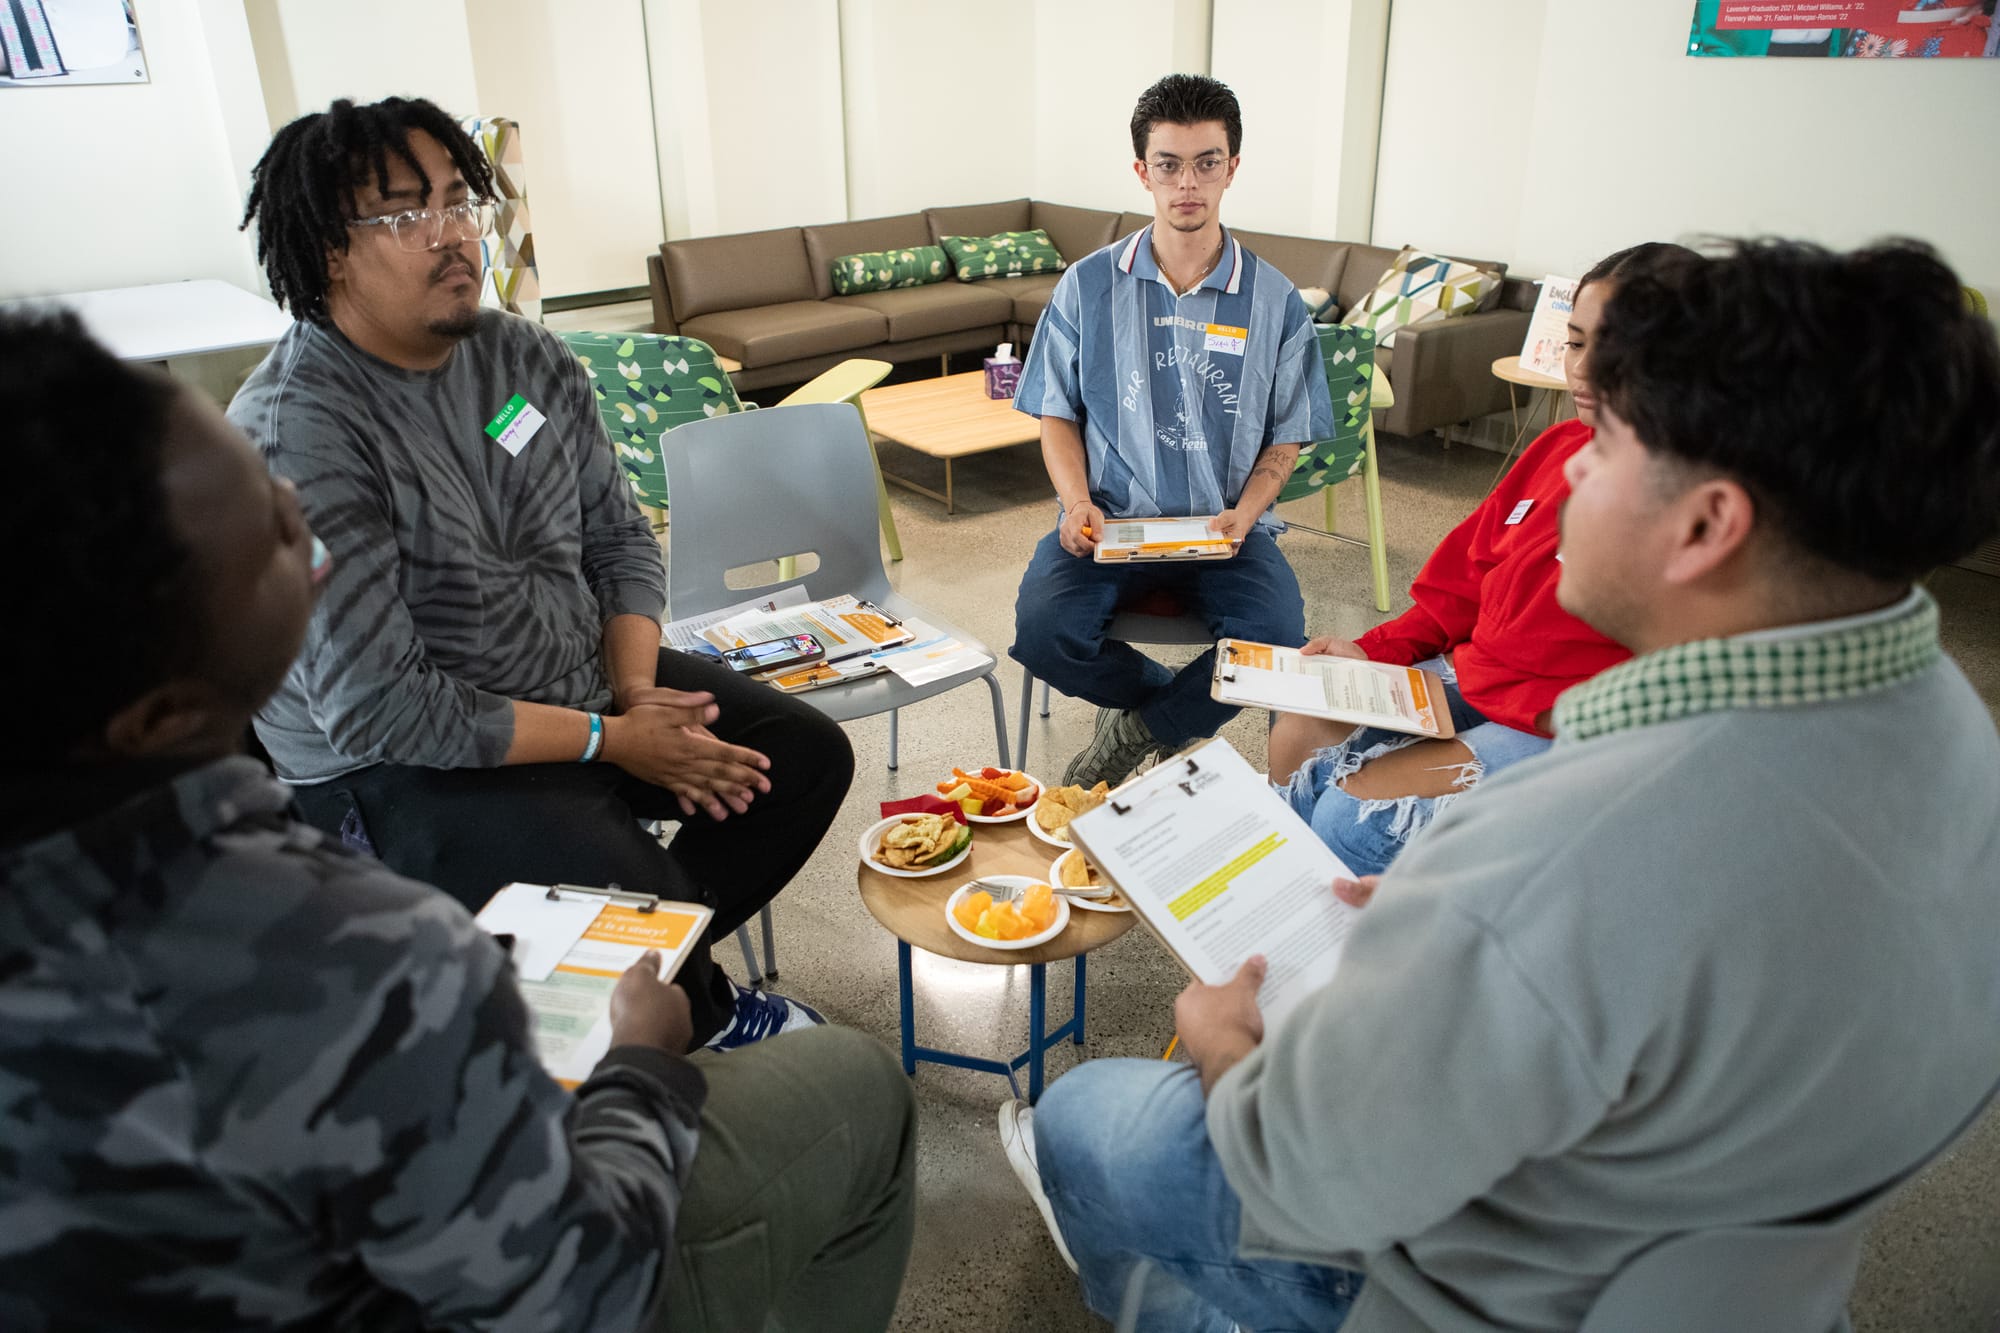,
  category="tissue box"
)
[984,357,1021,400]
